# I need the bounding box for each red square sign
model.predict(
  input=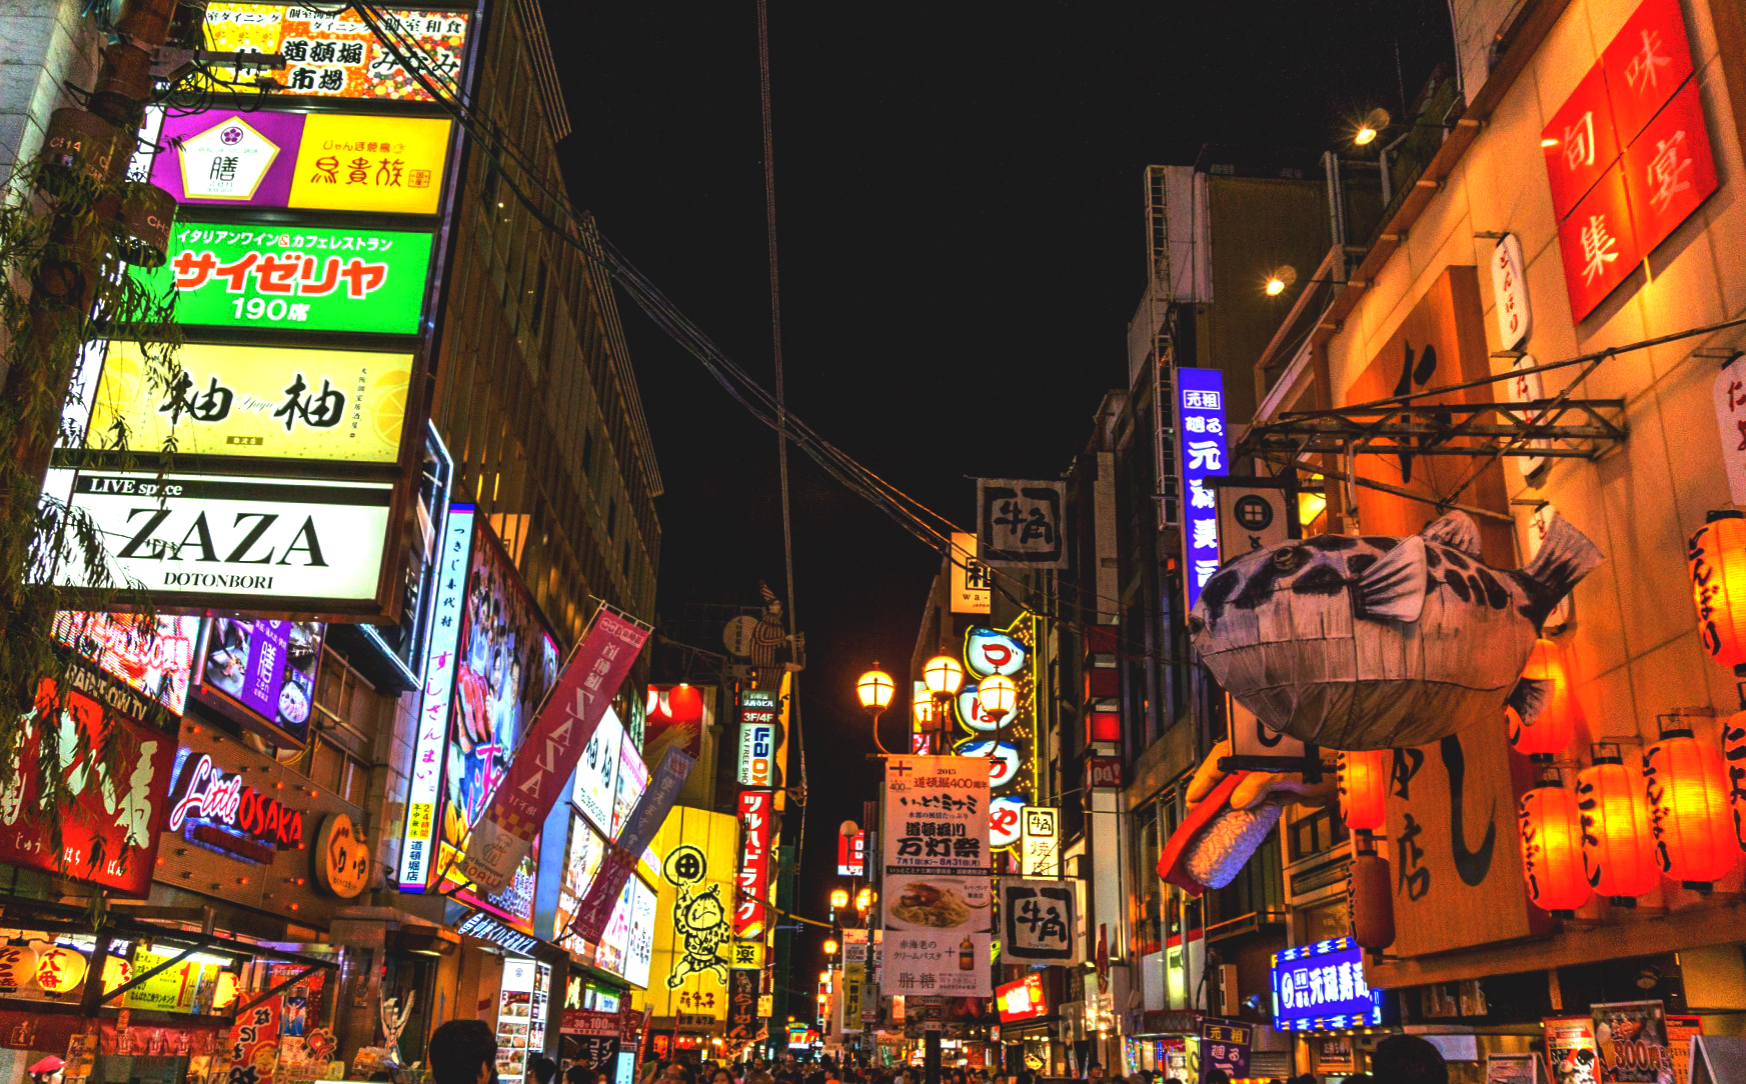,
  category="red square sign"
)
[1543,64,1621,220]
[1622,78,1718,257]
[1557,161,1639,320]
[1601,0,1694,144]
